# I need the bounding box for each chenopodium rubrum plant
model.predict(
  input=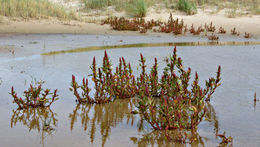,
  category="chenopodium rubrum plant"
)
[137,46,221,131]
[71,75,93,104]
[149,58,160,97]
[113,57,136,99]
[10,83,58,109]
[70,51,113,104]
[136,53,149,96]
[71,51,137,104]
[137,54,160,97]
